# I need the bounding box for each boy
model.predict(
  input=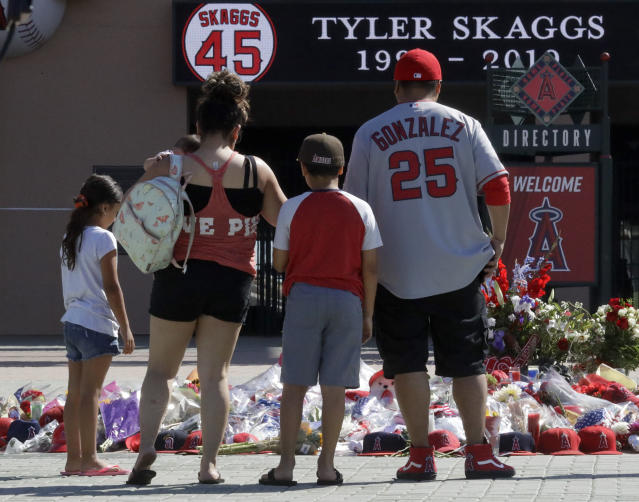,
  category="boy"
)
[259,133,382,486]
